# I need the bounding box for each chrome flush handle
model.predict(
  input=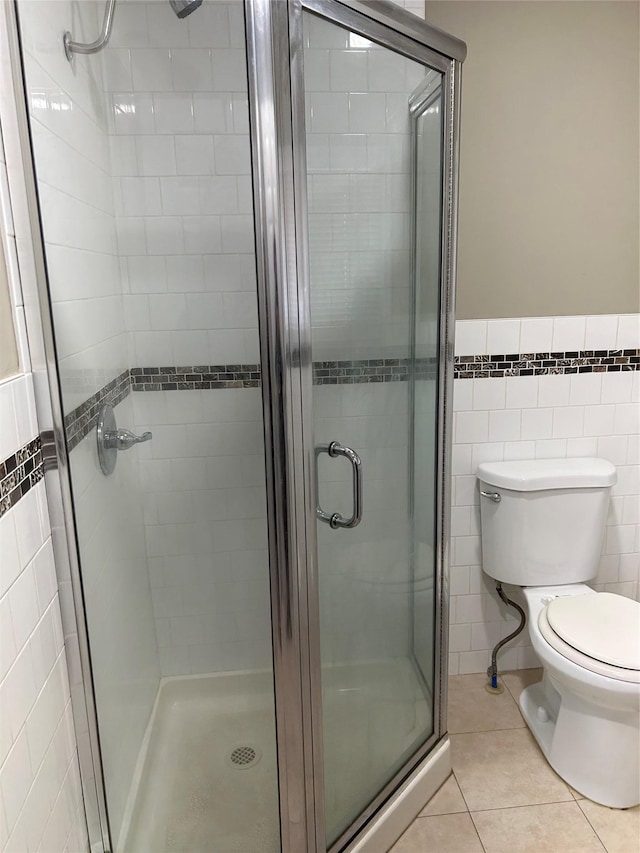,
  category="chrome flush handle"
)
[480,490,501,503]
[315,441,363,529]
